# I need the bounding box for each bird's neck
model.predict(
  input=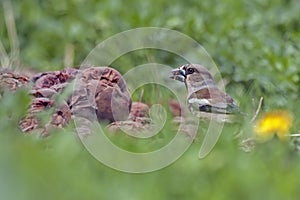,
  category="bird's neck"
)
[185,79,216,93]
